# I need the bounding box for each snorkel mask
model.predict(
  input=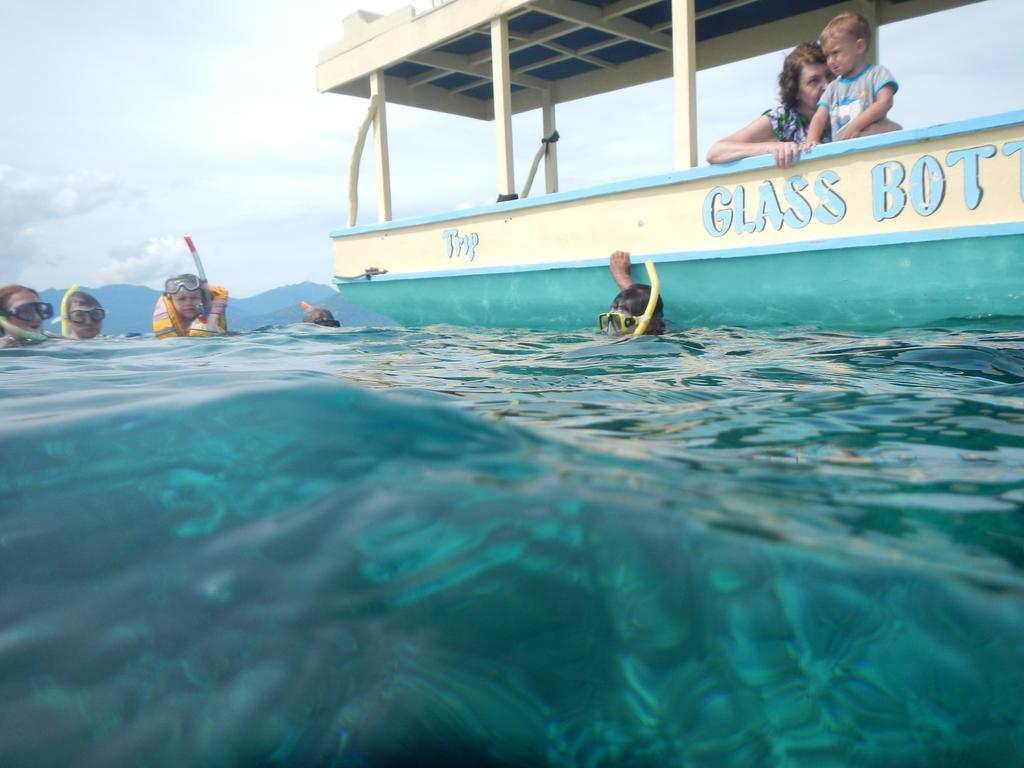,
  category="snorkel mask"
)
[0,302,54,324]
[0,300,52,344]
[598,311,640,334]
[165,275,203,295]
